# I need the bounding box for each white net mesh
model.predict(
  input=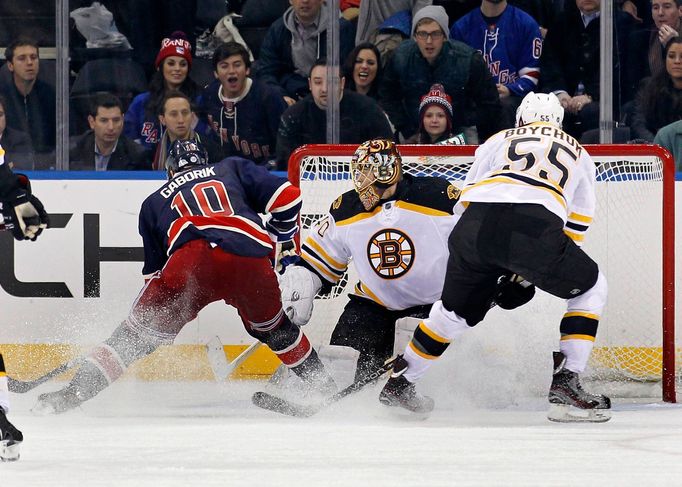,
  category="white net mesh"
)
[292,146,679,398]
